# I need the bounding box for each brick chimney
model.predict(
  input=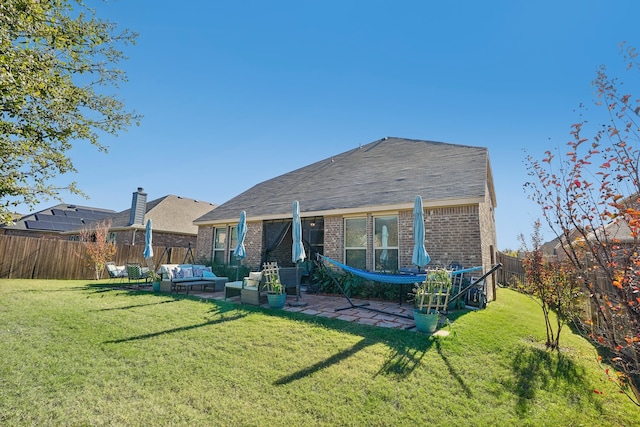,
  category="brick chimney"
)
[129,187,147,226]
